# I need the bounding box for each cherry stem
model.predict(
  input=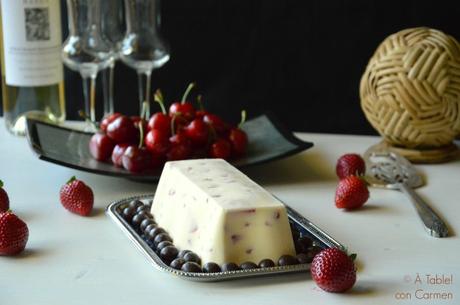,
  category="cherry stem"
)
[154,89,167,114]
[66,176,77,184]
[78,110,99,131]
[238,110,247,128]
[171,112,182,136]
[138,121,144,149]
[181,82,195,104]
[140,100,150,121]
[197,95,205,111]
